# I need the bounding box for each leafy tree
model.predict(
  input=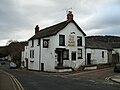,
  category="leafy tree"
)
[0,46,8,58]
